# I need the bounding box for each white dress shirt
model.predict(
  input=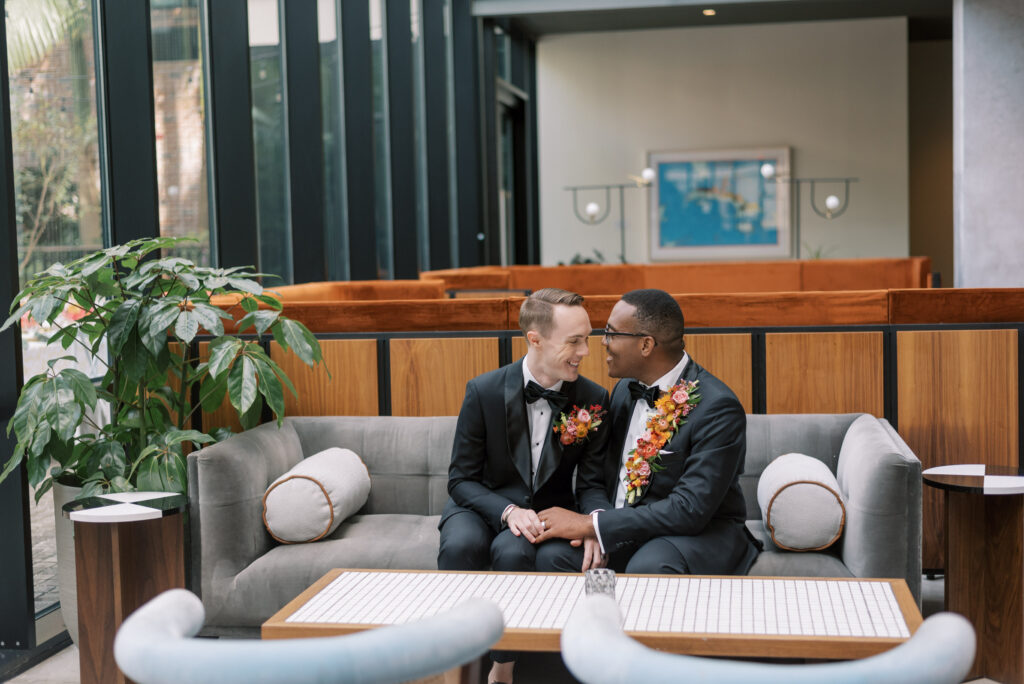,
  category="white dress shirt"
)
[522,359,563,484]
[501,358,564,525]
[593,352,690,553]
